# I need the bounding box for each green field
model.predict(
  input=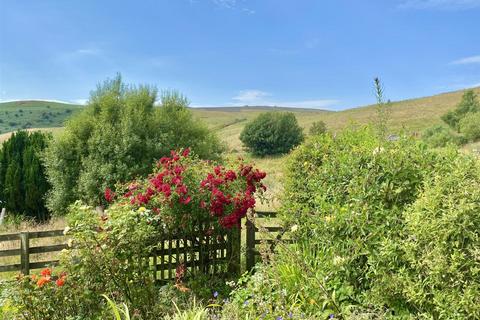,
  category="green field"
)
[0,100,83,134]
